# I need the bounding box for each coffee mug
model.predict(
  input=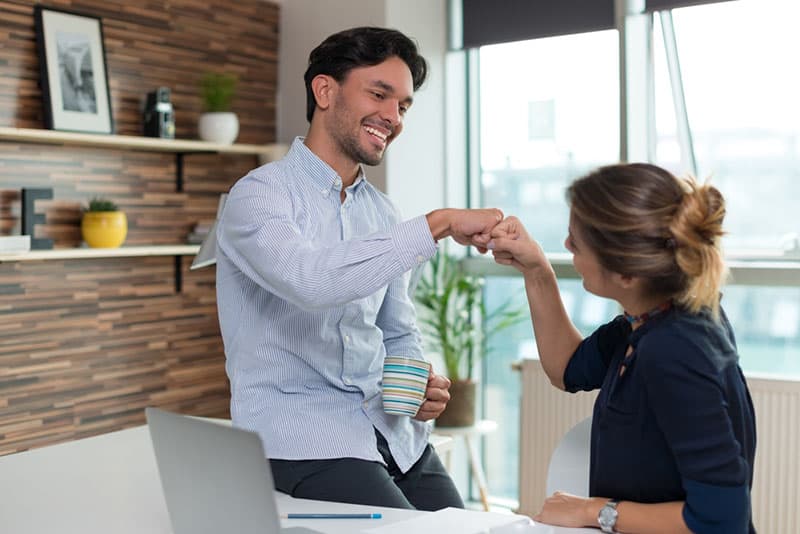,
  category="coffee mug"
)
[382,356,432,417]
